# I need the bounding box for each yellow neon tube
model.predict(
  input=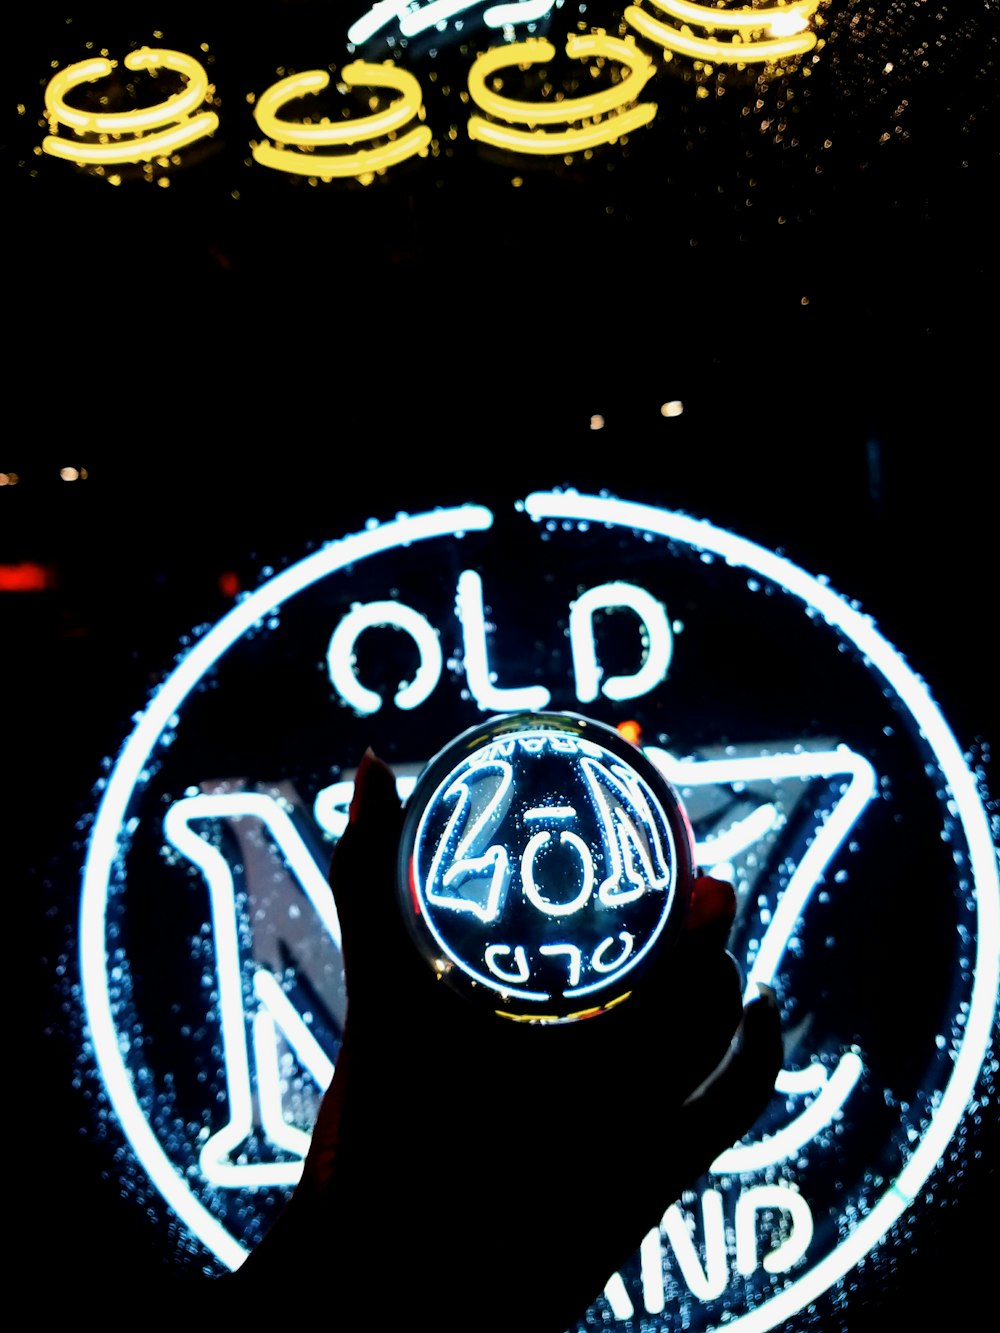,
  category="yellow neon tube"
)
[643,0,819,31]
[253,62,424,145]
[252,126,432,177]
[624,7,817,59]
[42,112,219,163]
[44,48,211,135]
[467,33,655,127]
[468,102,657,153]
